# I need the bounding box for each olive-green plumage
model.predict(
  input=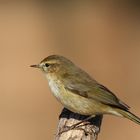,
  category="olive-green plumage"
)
[31,55,140,125]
